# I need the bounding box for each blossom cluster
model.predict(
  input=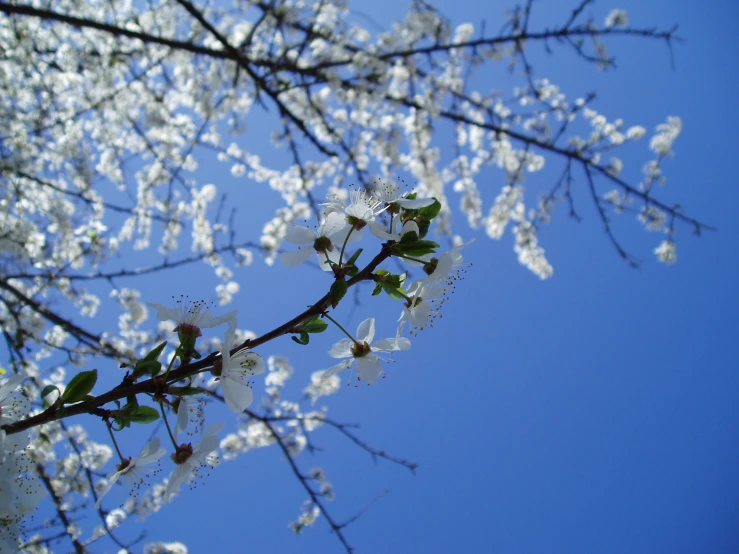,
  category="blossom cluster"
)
[0,373,43,551]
